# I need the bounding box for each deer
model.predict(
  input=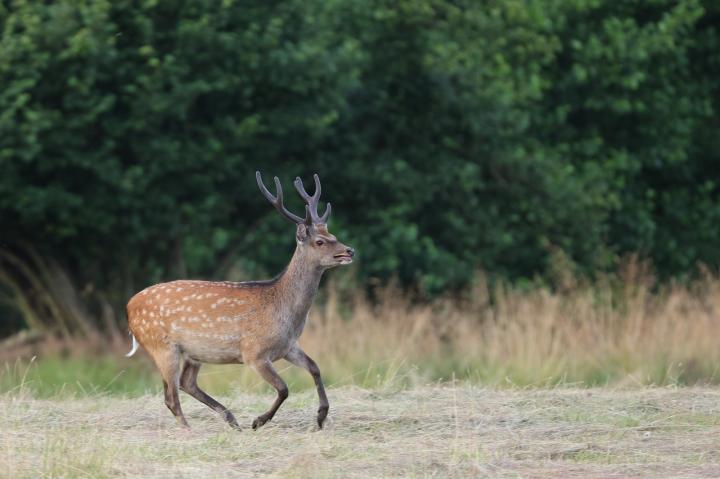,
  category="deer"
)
[125,171,354,430]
